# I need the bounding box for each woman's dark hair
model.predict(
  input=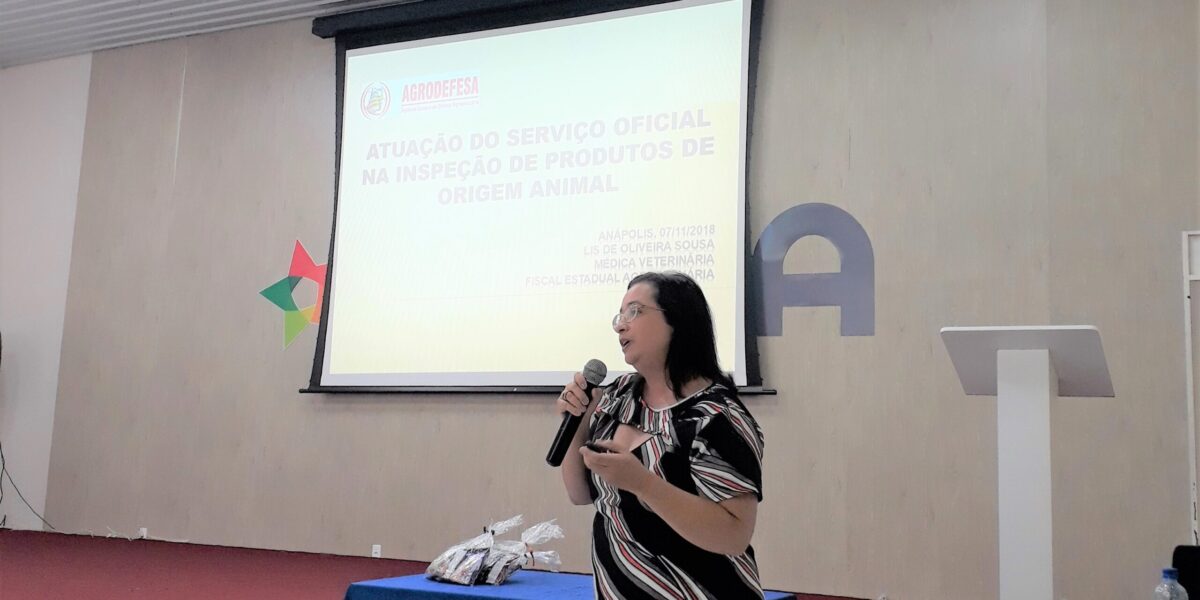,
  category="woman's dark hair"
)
[628,271,735,396]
